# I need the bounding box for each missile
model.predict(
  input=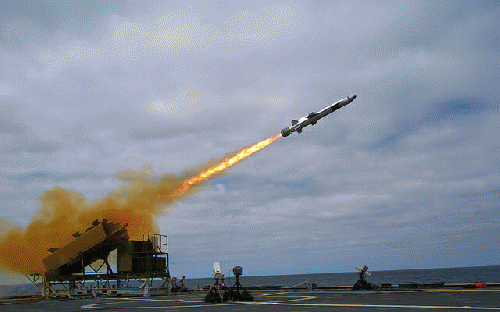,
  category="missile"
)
[281,95,357,137]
